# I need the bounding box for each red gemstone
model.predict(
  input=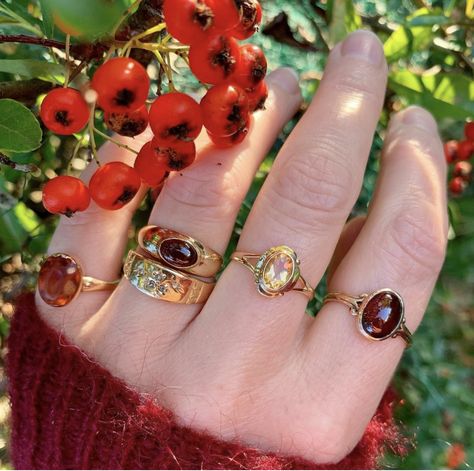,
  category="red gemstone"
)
[361,291,403,339]
[38,254,83,307]
[159,238,198,268]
